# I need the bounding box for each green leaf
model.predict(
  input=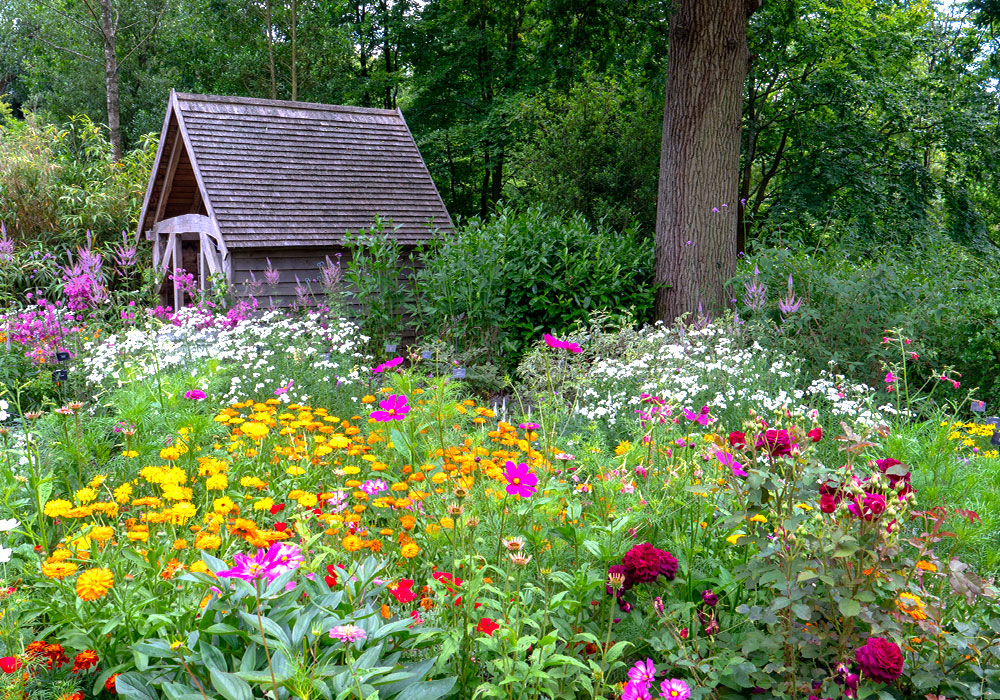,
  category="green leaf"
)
[604,640,630,665]
[838,598,862,617]
[394,678,457,700]
[210,668,254,700]
[113,673,159,700]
